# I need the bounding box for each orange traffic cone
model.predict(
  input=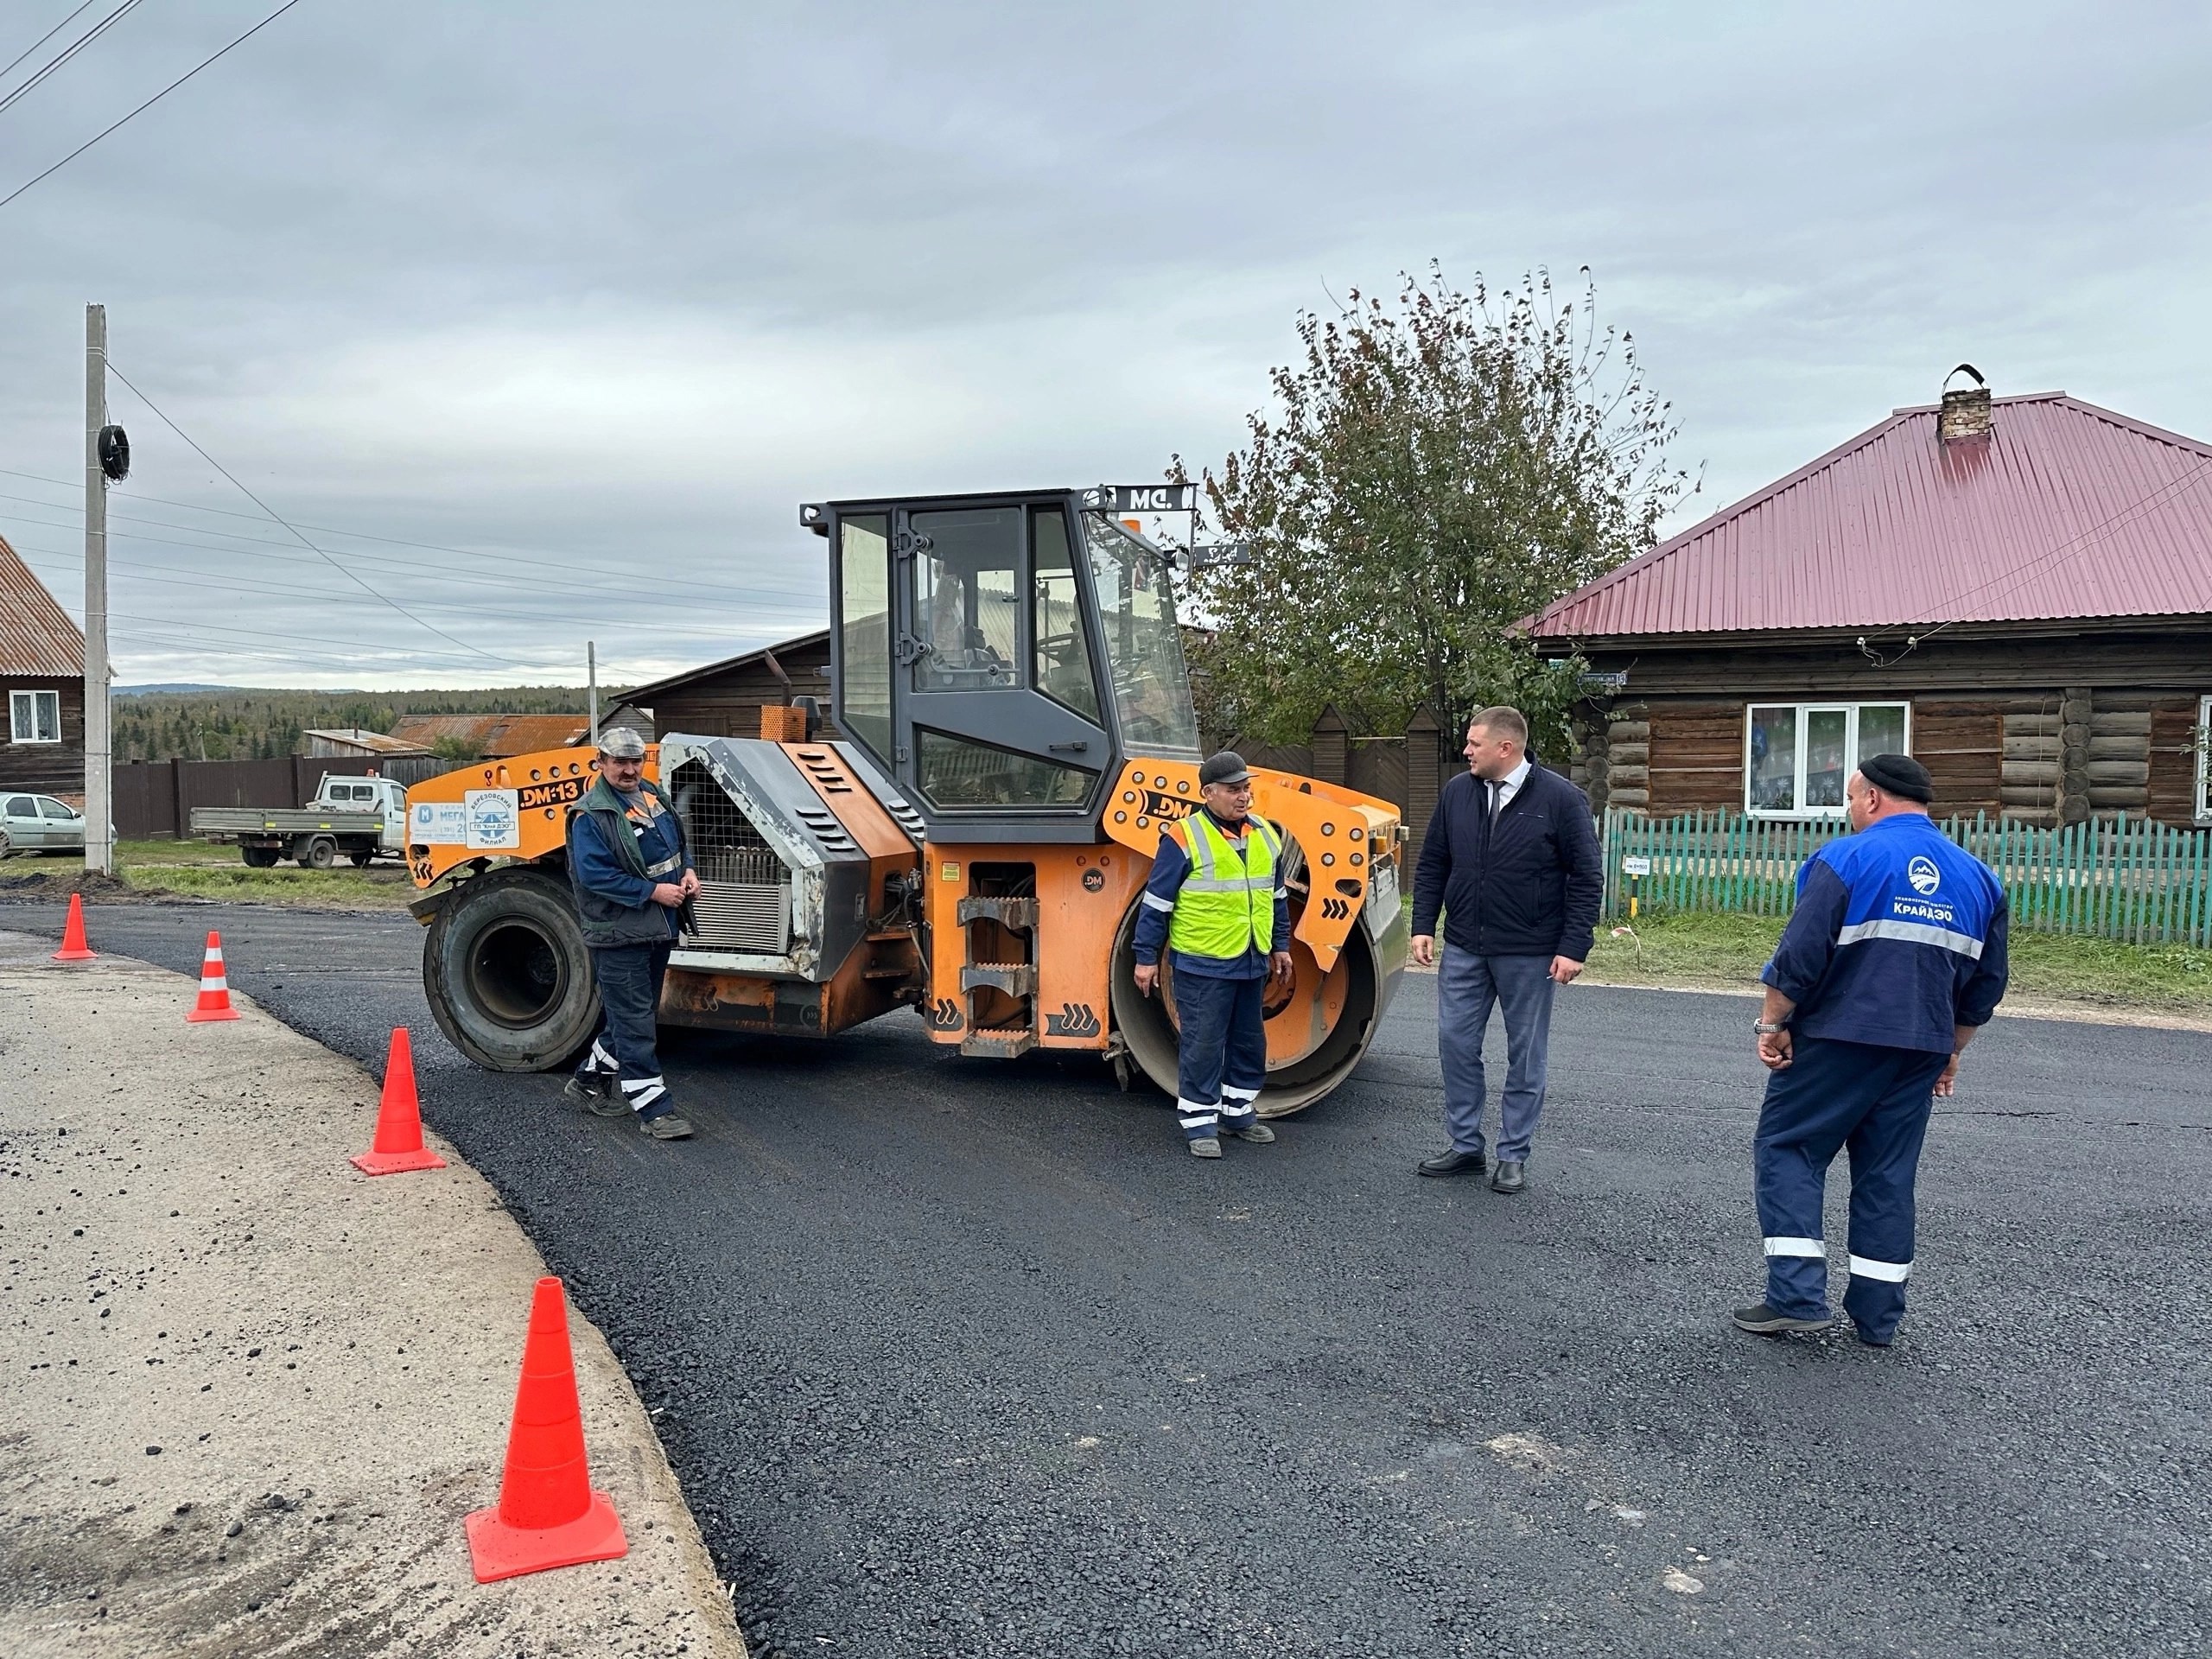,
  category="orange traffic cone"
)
[349,1027,447,1176]
[465,1276,628,1582]
[51,893,96,962]
[185,931,239,1021]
